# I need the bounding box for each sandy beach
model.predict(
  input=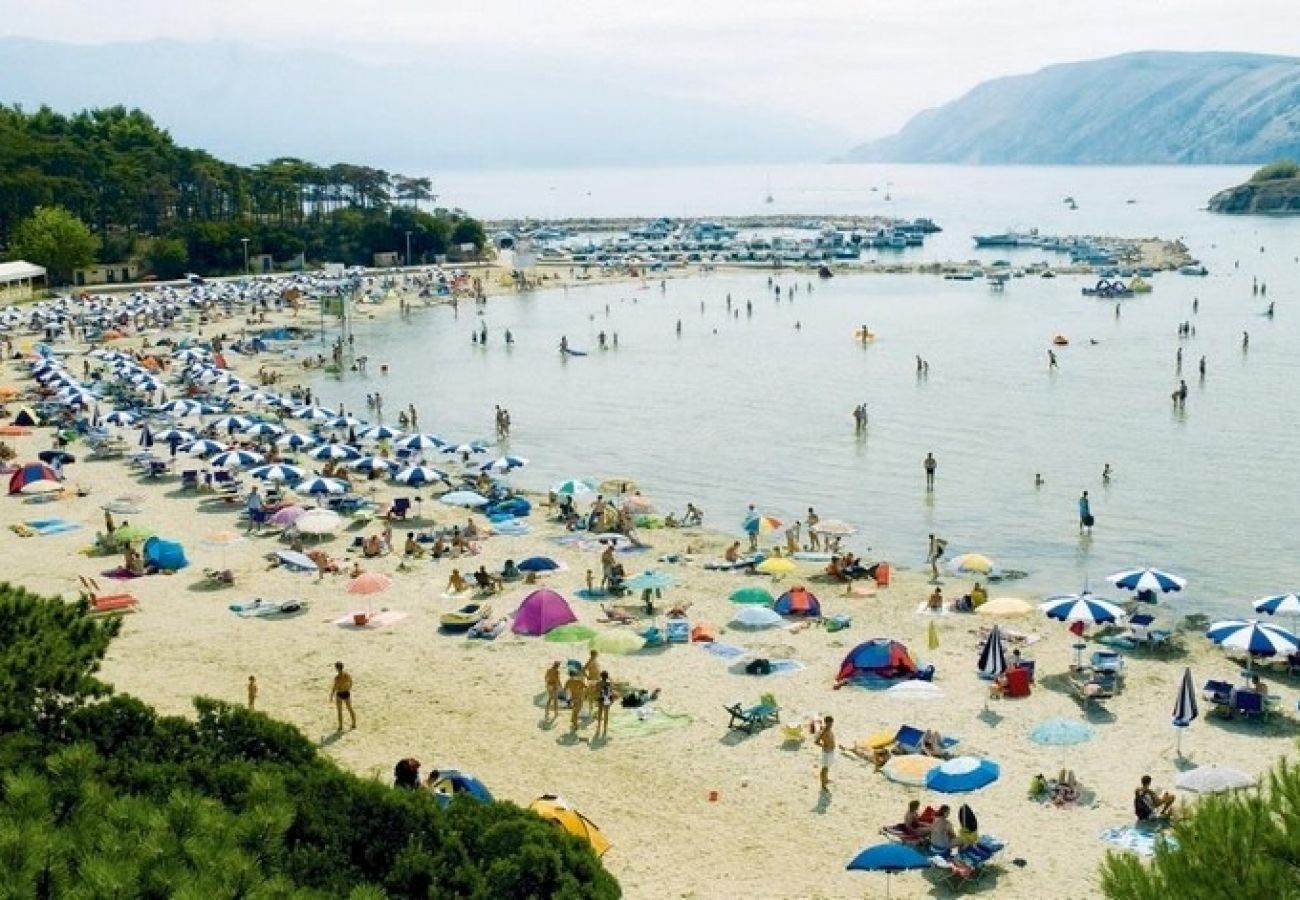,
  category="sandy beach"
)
[3,279,1296,900]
